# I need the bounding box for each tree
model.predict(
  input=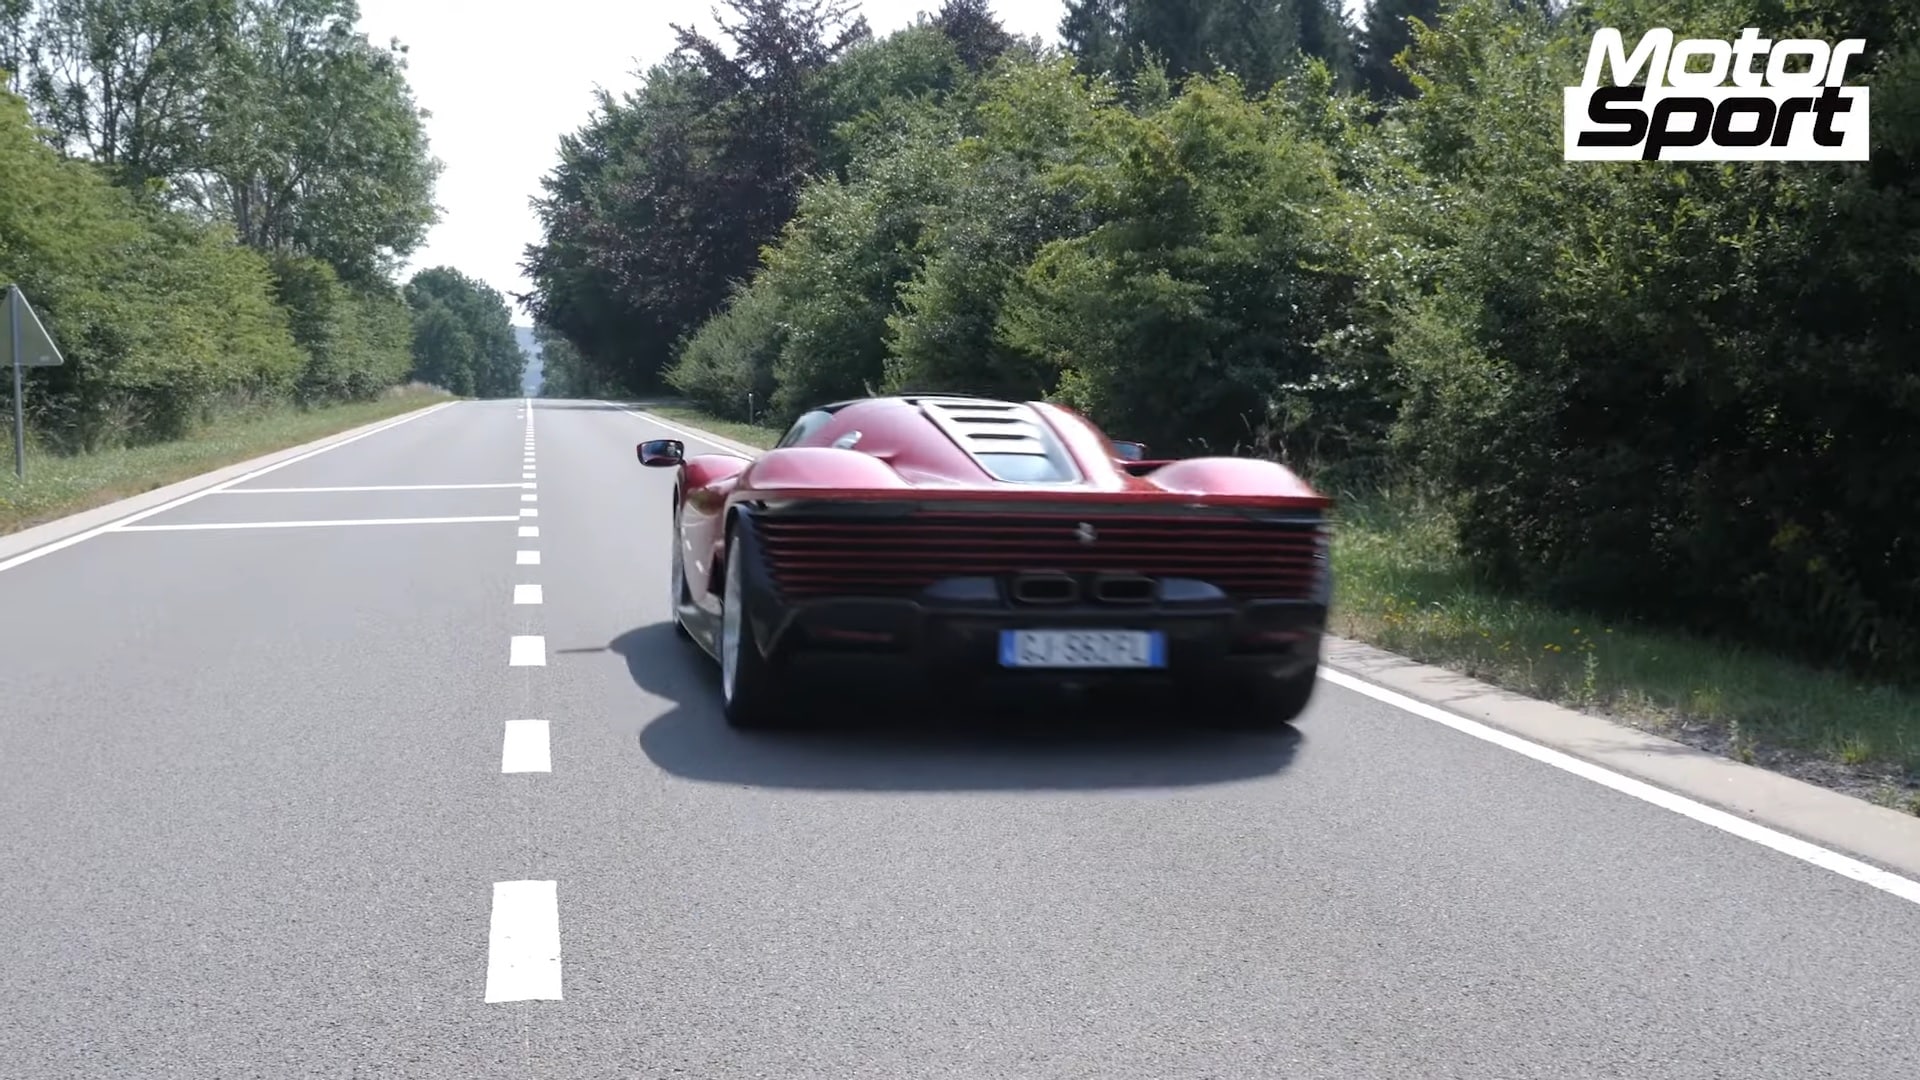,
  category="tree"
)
[404,267,524,398]
[521,0,870,395]
[6,0,438,282]
[932,0,1012,72]
[1061,0,1356,93]
[1059,0,1123,77]
[1357,0,1441,99]
[11,0,234,189]
[188,0,440,283]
